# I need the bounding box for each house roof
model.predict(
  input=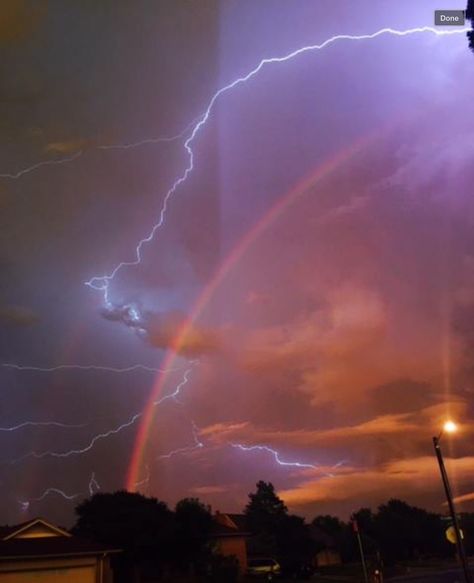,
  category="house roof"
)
[226,514,248,532]
[1,517,71,541]
[211,512,250,538]
[0,518,120,560]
